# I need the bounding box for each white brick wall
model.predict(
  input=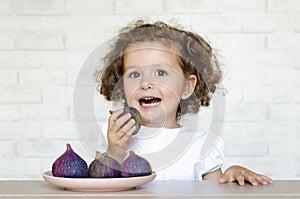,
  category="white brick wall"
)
[0,0,299,180]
